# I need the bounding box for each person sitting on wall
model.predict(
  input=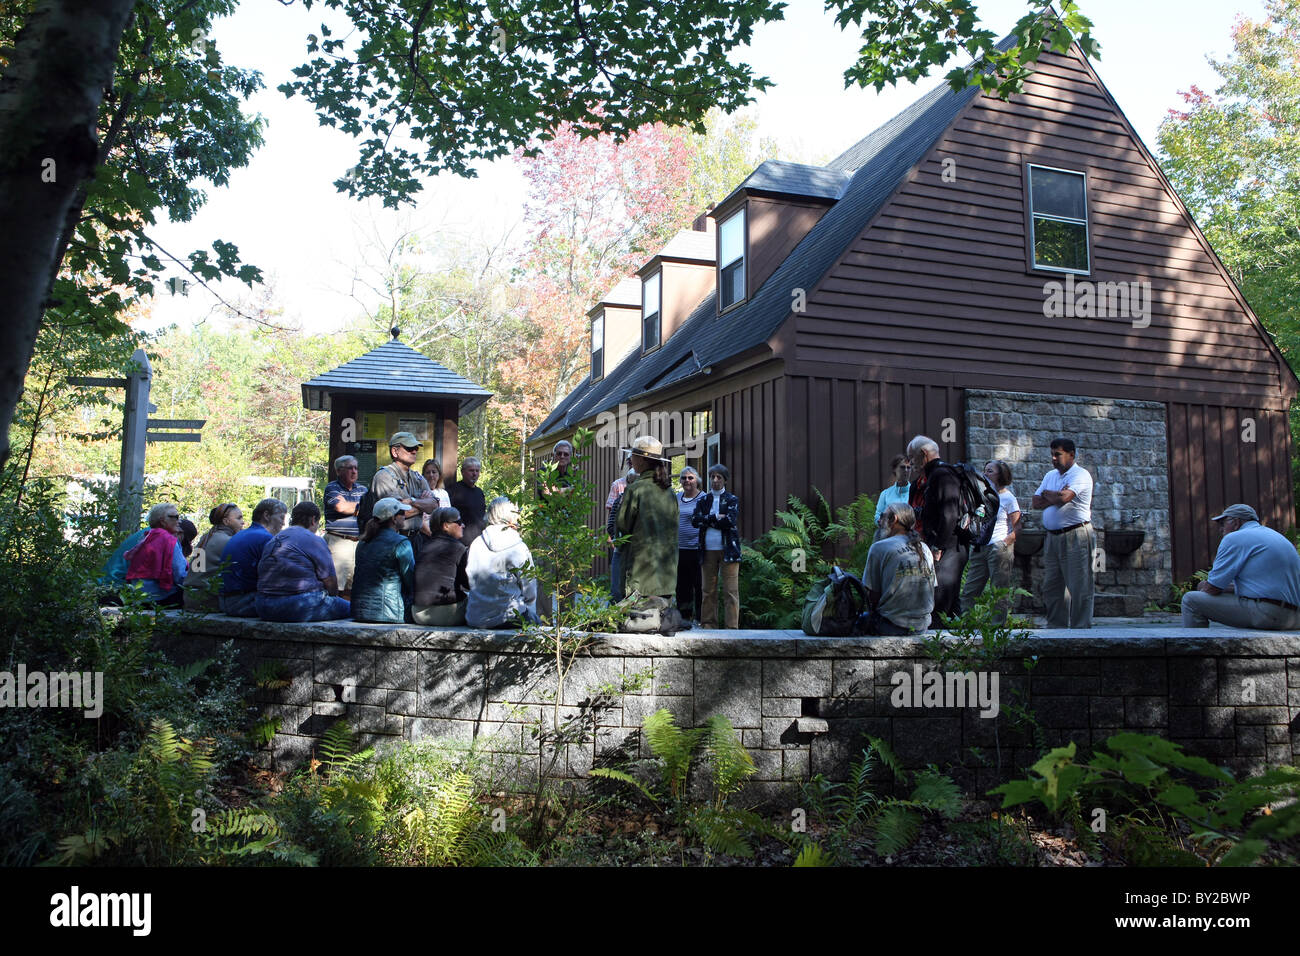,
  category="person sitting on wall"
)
[465,496,540,628]
[98,526,149,605]
[123,502,189,607]
[1181,504,1300,630]
[862,502,936,635]
[413,506,471,626]
[184,502,245,612]
[351,497,416,625]
[254,501,351,622]
[220,498,287,618]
